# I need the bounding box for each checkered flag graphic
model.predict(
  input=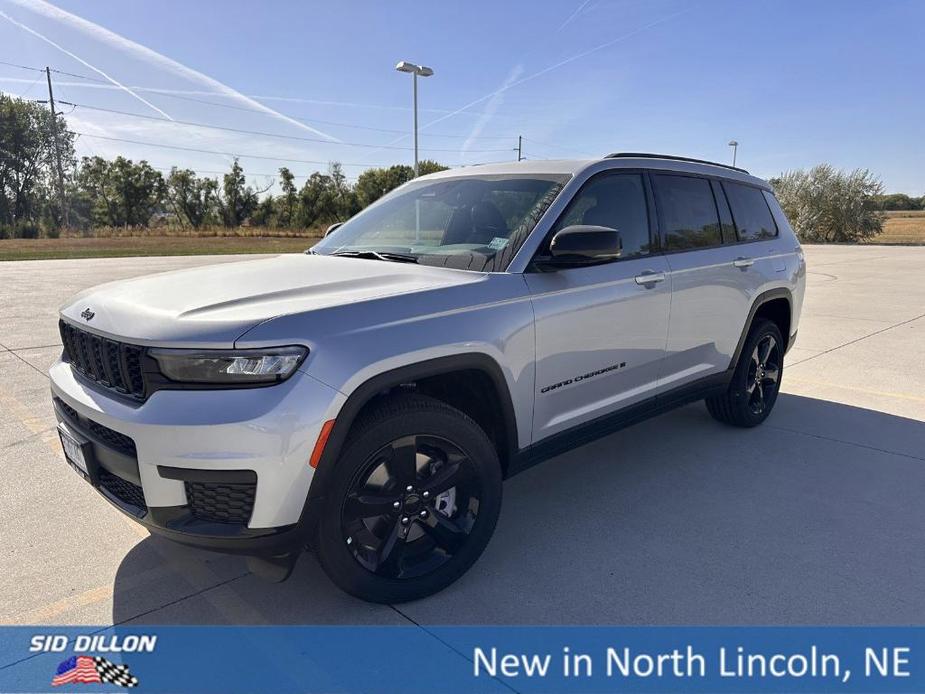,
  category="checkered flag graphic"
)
[94,657,139,688]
